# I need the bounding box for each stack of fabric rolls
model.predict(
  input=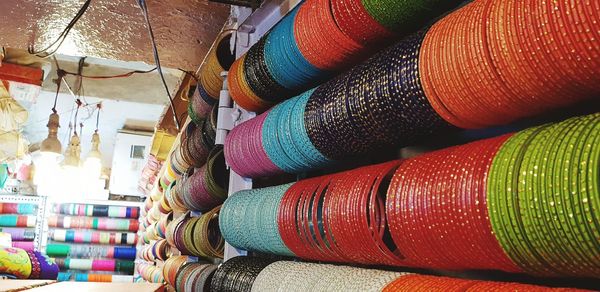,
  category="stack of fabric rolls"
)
[0,202,38,251]
[48,203,139,282]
